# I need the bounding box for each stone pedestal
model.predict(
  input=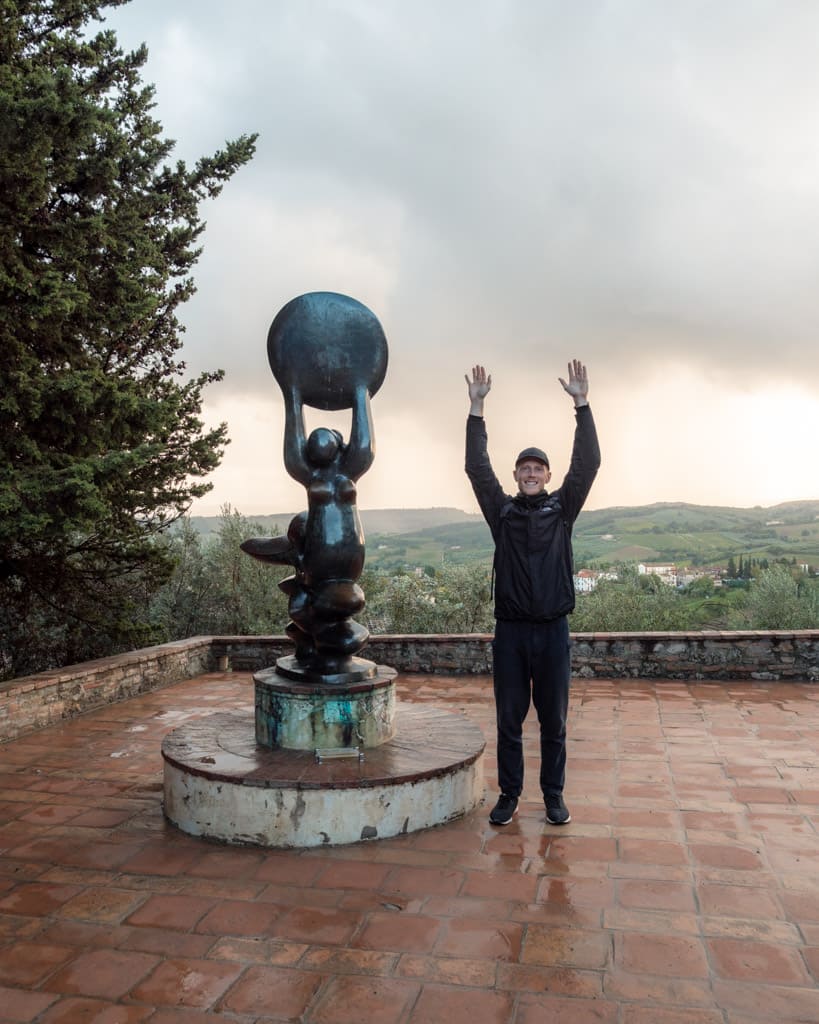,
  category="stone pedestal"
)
[254,664,397,750]
[162,704,485,848]
[162,646,486,846]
